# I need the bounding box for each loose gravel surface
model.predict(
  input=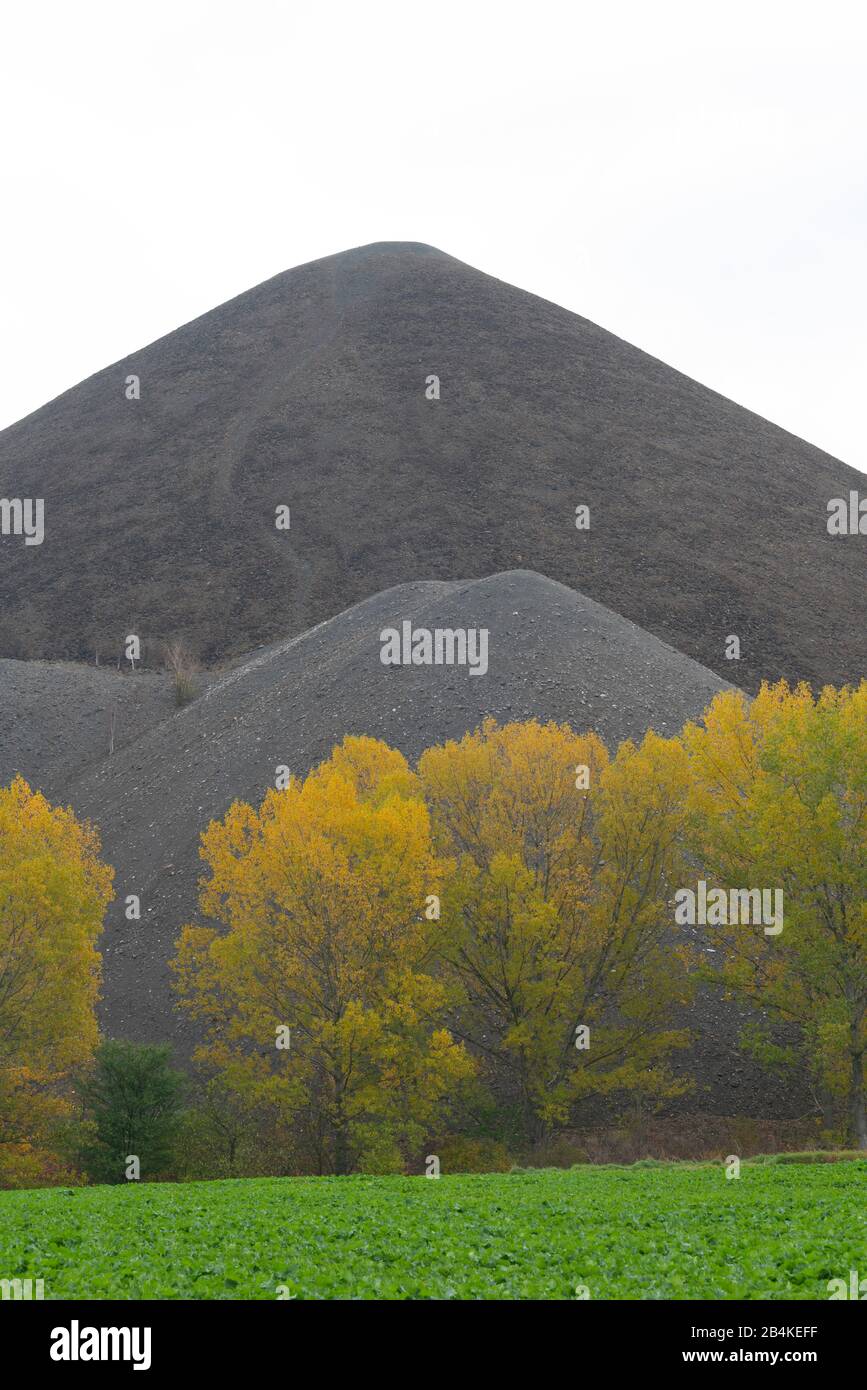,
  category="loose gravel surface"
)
[0,658,175,794]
